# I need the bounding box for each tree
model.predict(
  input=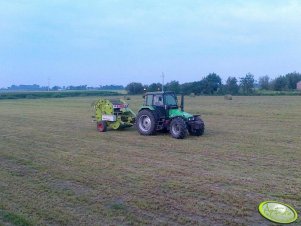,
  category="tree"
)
[240,73,255,94]
[147,83,162,92]
[180,81,202,95]
[271,76,287,91]
[180,82,193,95]
[225,77,239,94]
[201,73,222,94]
[51,86,61,91]
[125,82,144,94]
[100,85,124,90]
[285,72,301,90]
[67,85,87,90]
[258,75,270,90]
[164,80,180,93]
